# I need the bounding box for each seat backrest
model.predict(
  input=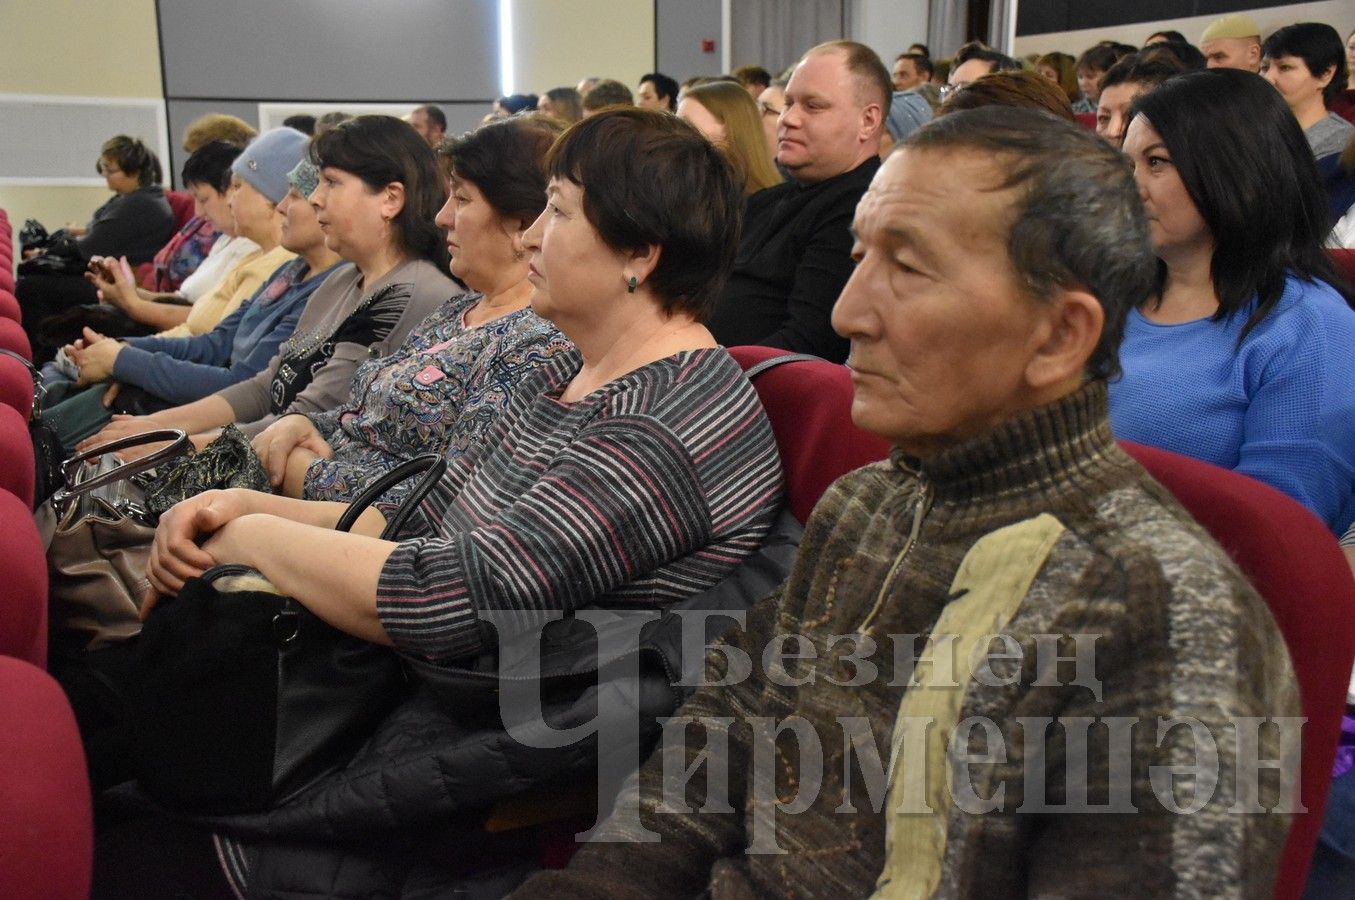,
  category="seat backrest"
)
[0,288,19,323]
[728,346,891,523]
[0,317,32,362]
[0,351,35,419]
[0,489,47,667]
[0,404,34,508]
[166,189,196,231]
[0,655,92,899]
[1120,440,1355,900]
[1330,248,1355,287]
